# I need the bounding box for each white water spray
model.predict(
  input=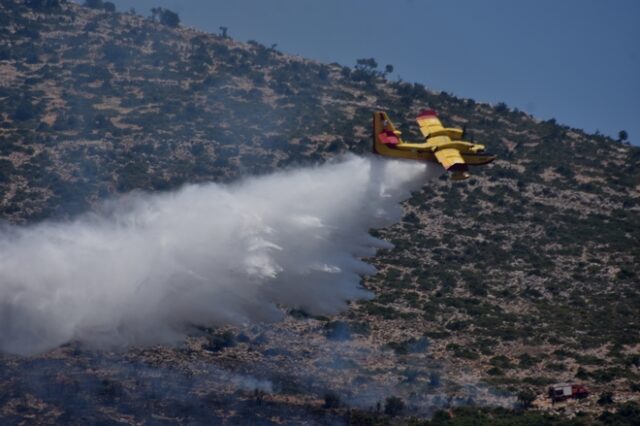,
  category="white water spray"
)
[0,155,438,355]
